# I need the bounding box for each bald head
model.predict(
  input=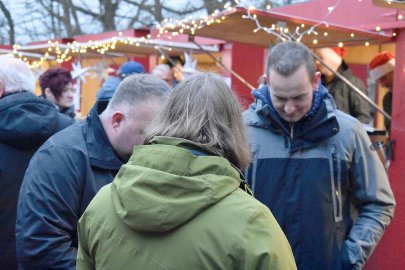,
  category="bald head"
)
[0,57,35,97]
